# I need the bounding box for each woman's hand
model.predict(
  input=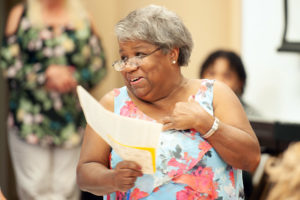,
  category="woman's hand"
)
[112,161,143,192]
[45,65,77,93]
[162,98,213,132]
